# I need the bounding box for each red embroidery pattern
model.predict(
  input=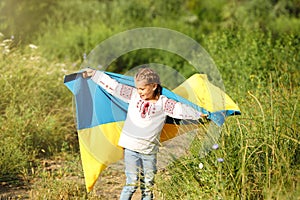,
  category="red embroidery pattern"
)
[164,99,176,114]
[120,85,133,100]
[141,102,150,118]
